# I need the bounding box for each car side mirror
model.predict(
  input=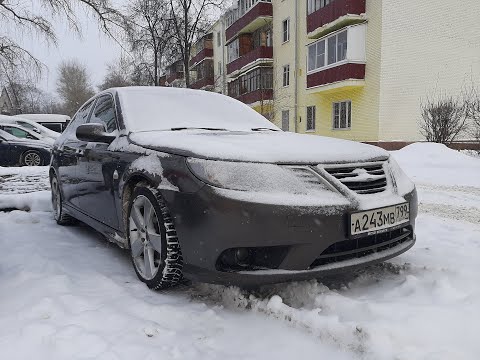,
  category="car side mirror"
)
[76,123,116,144]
